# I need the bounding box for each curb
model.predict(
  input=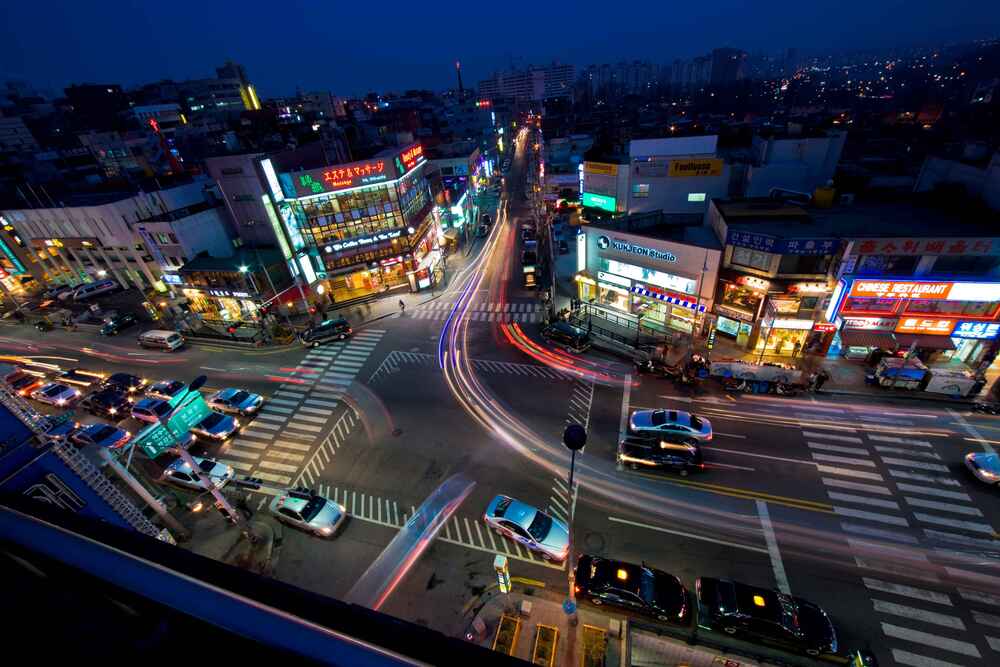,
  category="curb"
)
[819,387,976,405]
